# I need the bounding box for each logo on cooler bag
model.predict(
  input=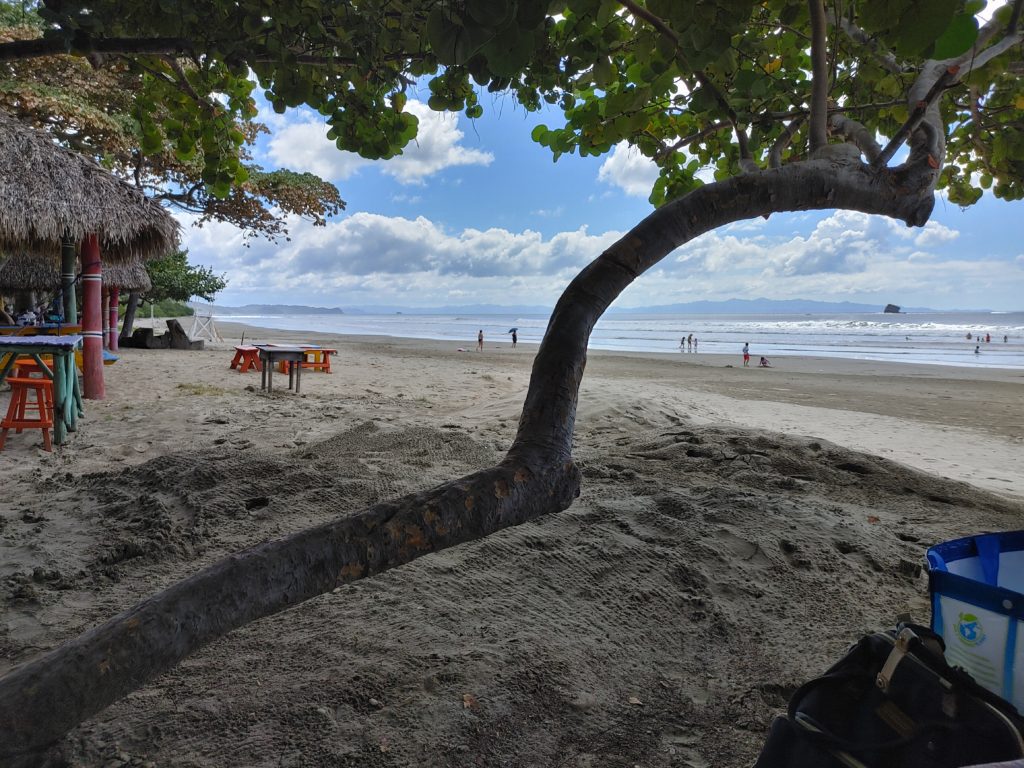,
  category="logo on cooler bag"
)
[957,612,986,646]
